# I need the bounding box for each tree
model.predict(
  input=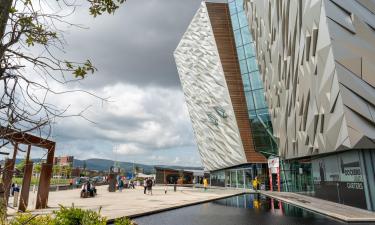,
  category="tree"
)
[0,0,126,220]
[0,0,125,147]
